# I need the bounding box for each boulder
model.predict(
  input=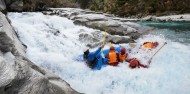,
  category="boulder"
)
[9,0,23,12]
[79,31,135,48]
[0,12,25,56]
[4,0,23,12]
[0,11,80,94]
[85,21,138,36]
[43,8,144,48]
[45,8,141,41]
[0,0,6,11]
